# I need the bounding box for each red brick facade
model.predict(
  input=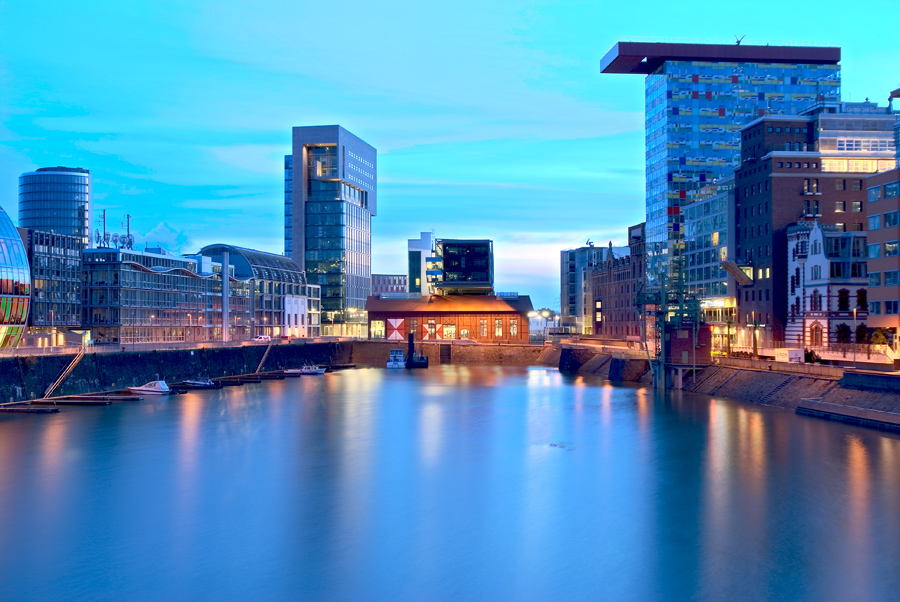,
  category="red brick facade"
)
[366,295,533,343]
